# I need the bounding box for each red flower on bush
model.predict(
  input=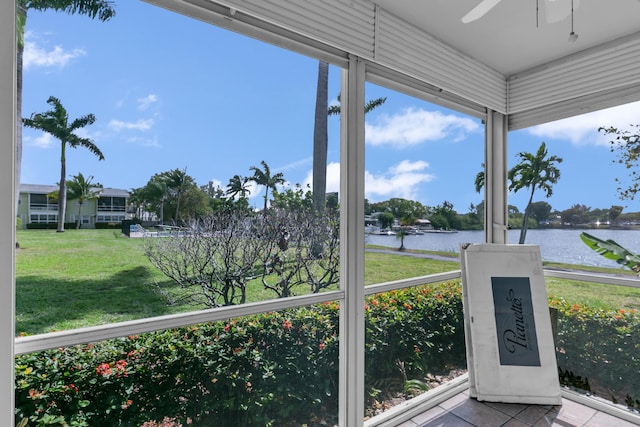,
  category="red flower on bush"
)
[28,388,45,399]
[283,319,292,330]
[319,342,325,351]
[96,363,112,377]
